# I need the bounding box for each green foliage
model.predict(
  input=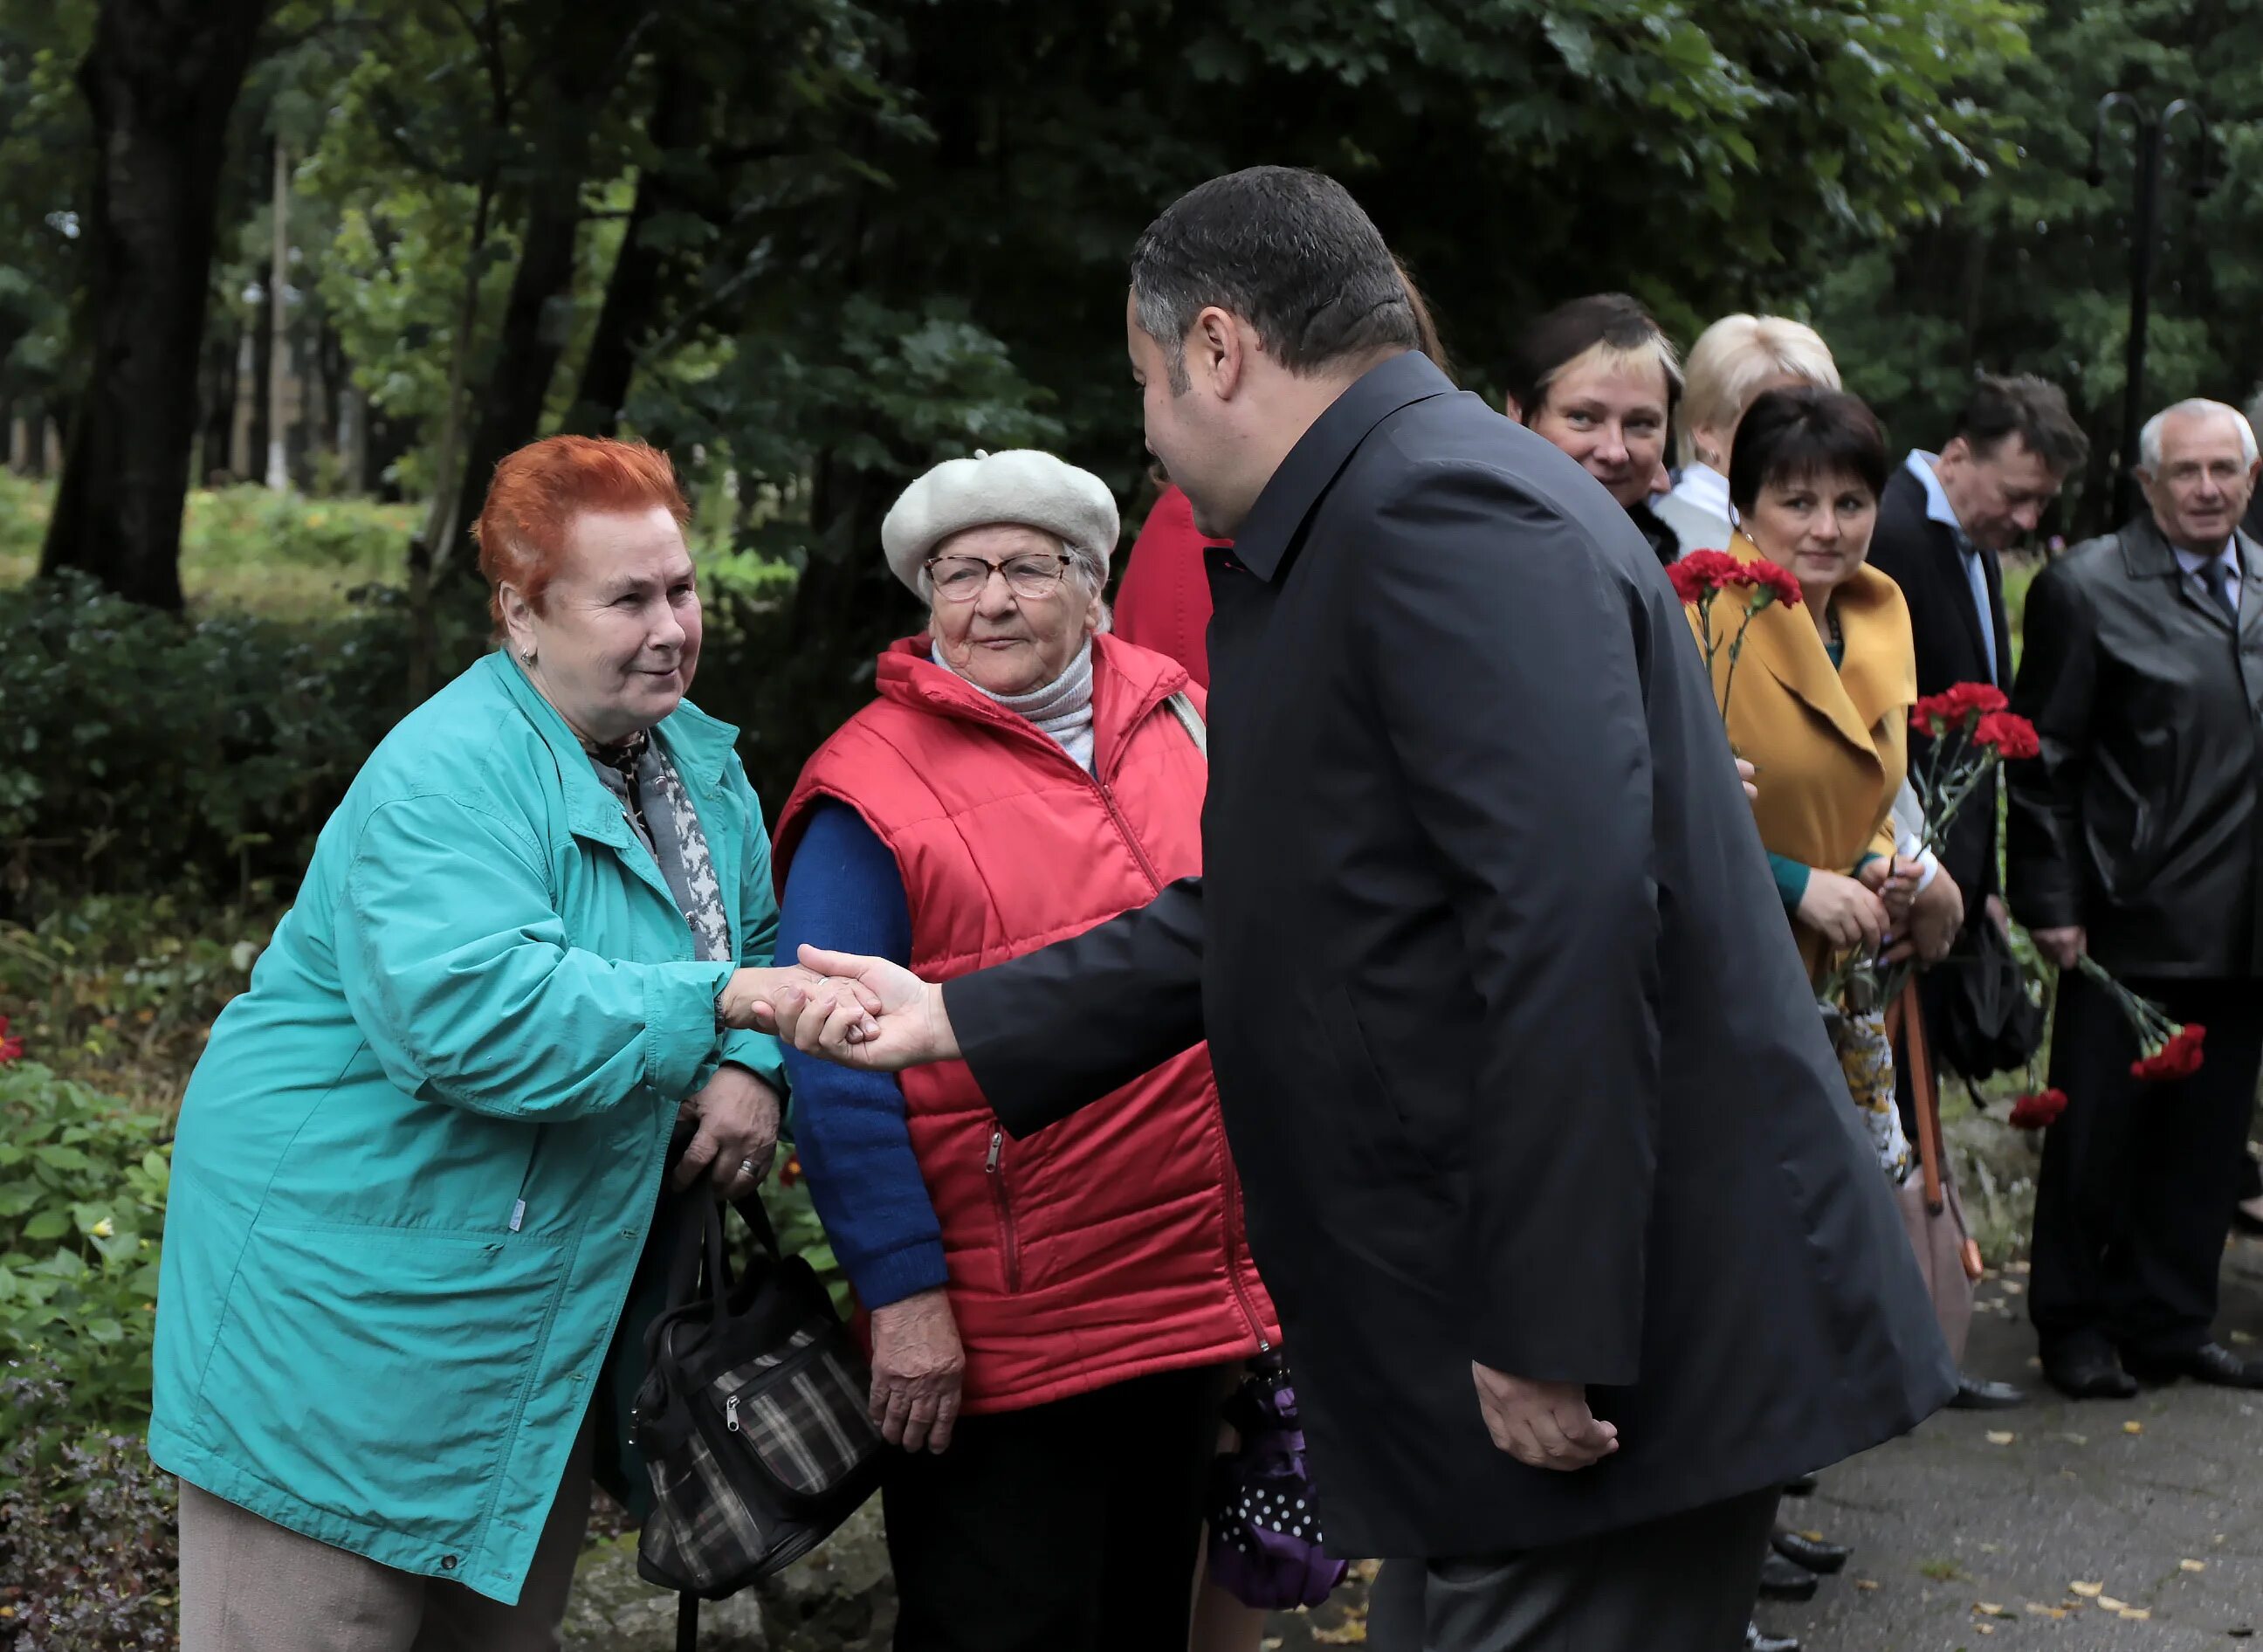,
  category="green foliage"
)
[0,1374,178,1649]
[1,893,272,1112]
[0,569,448,901]
[0,1062,169,1432]
[1812,0,2263,533]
